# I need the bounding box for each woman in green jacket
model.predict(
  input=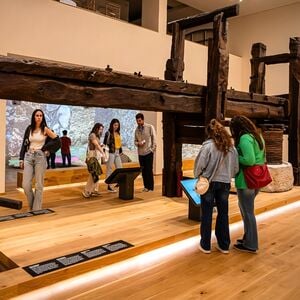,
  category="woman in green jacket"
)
[230,116,266,253]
